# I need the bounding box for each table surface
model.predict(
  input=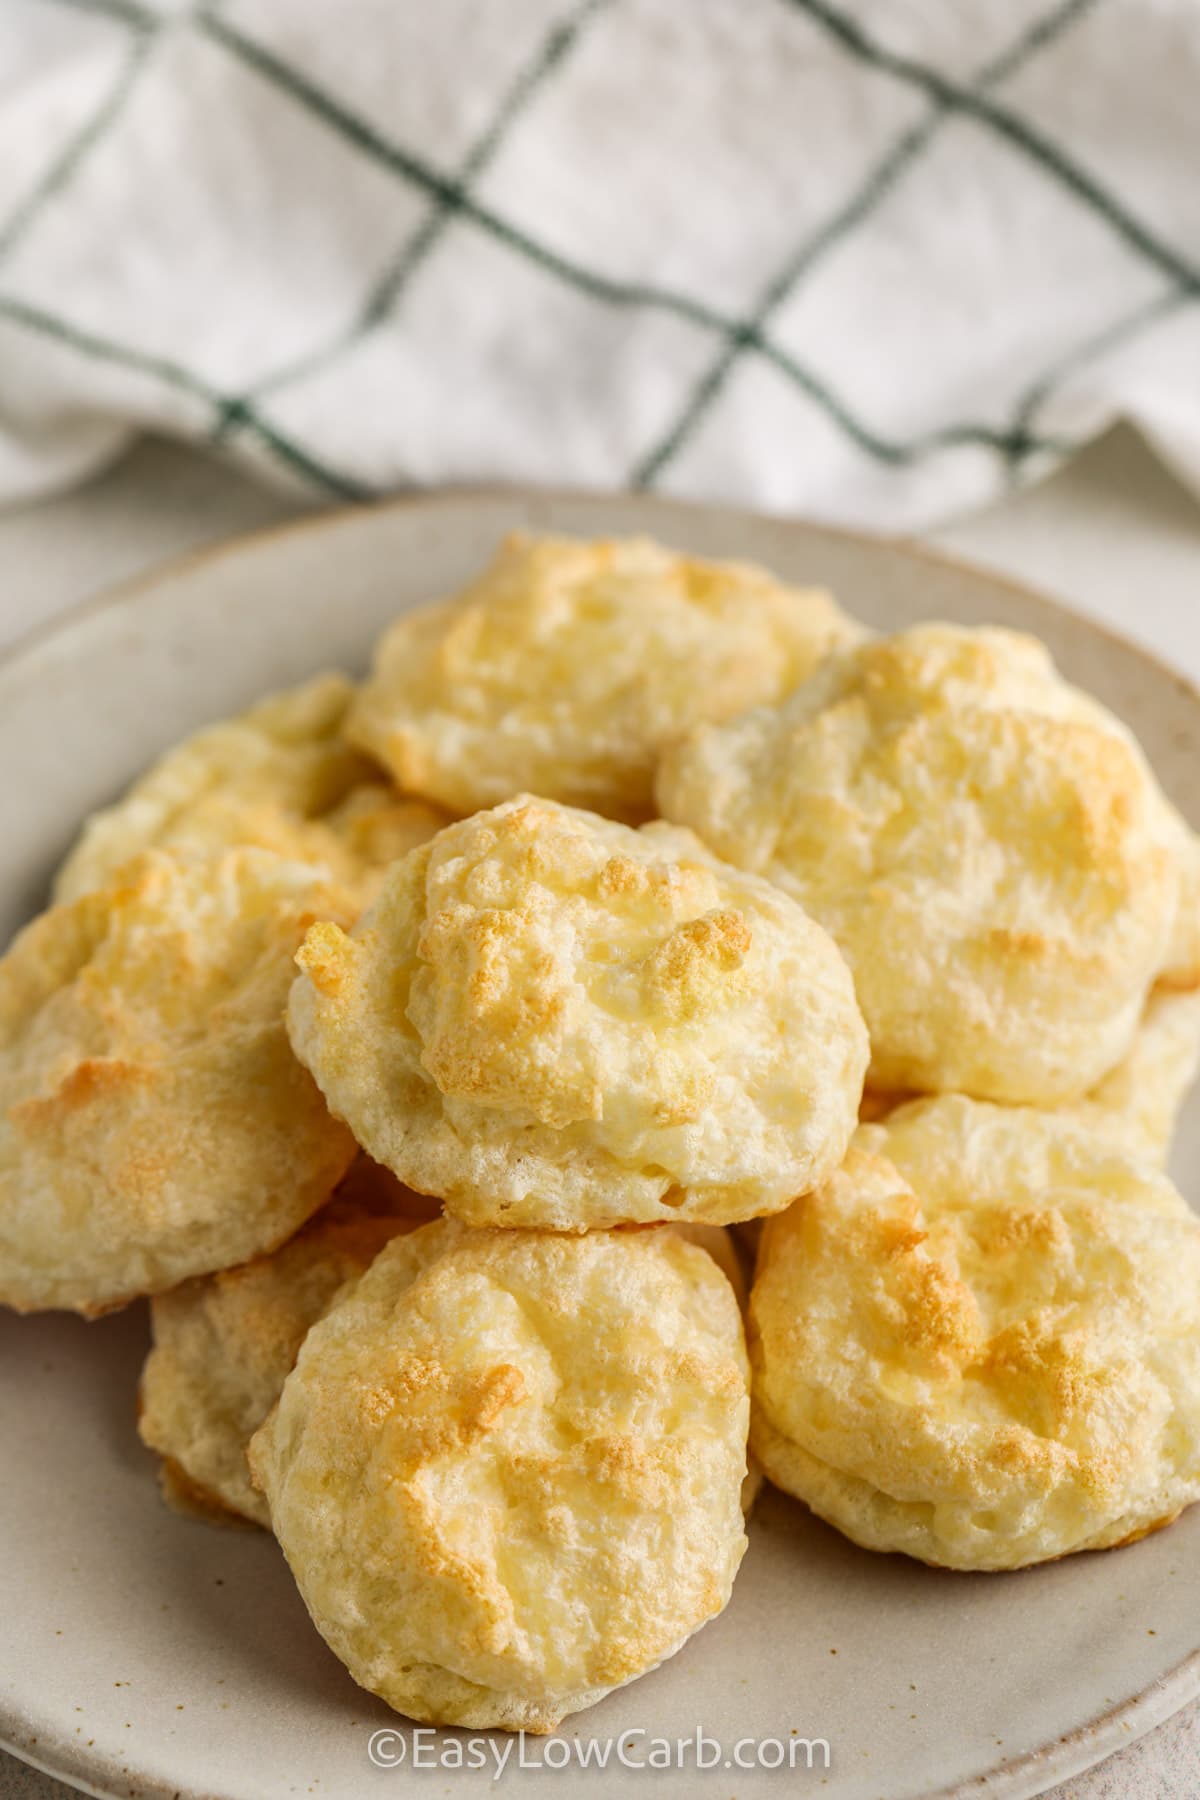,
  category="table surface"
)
[2,426,1199,1800]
